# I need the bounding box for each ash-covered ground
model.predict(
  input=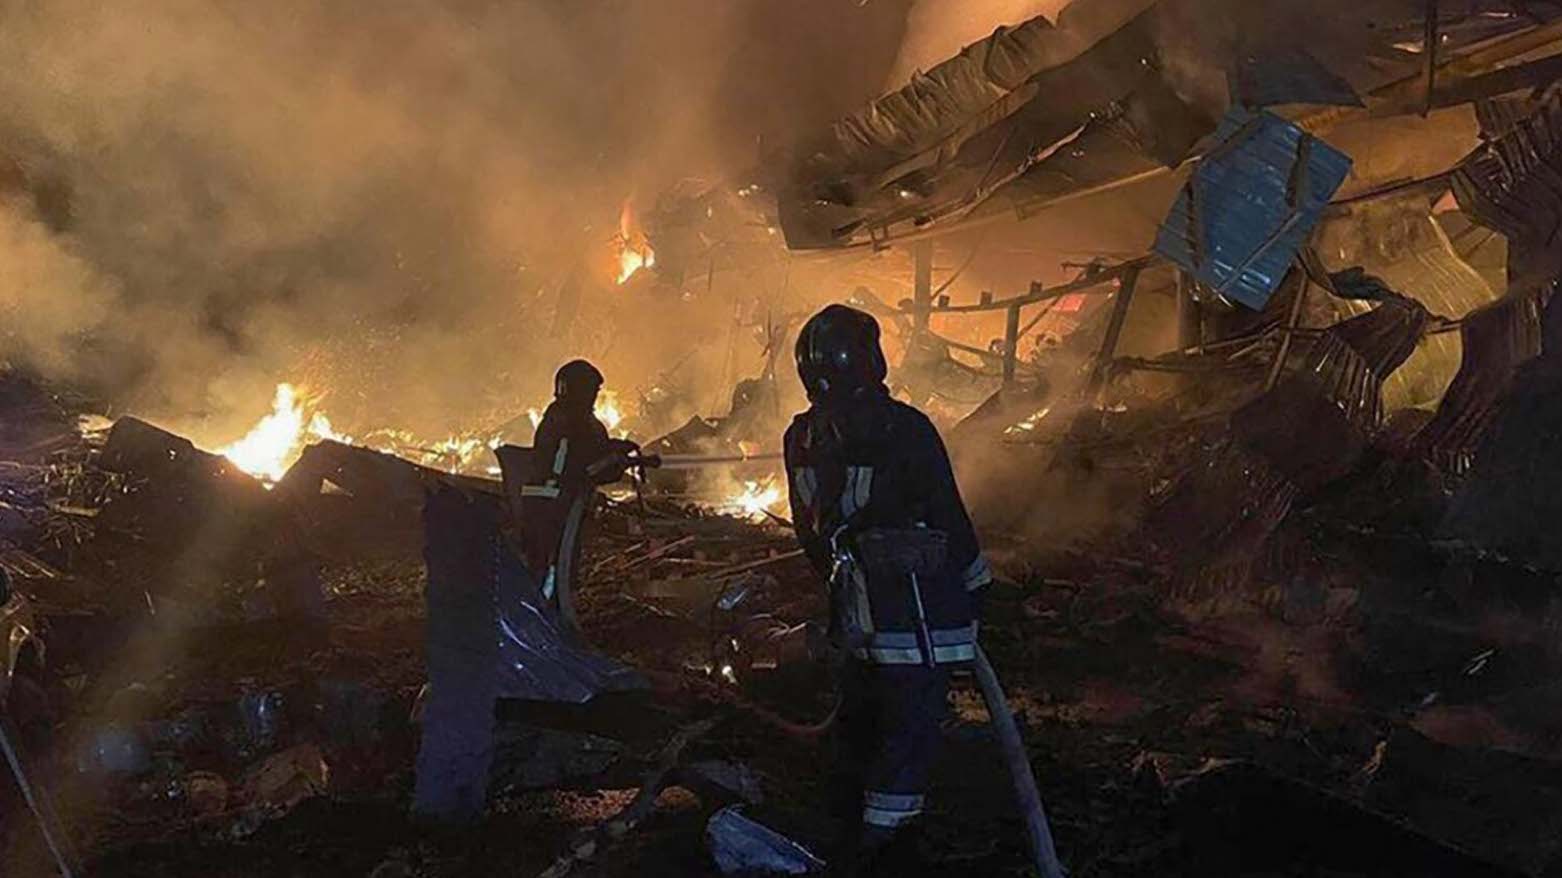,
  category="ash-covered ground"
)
[2,370,1560,878]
